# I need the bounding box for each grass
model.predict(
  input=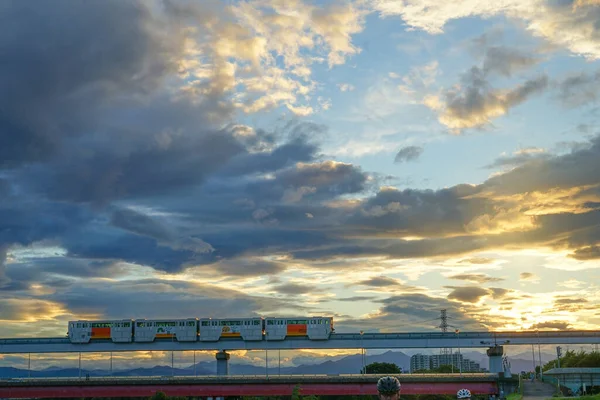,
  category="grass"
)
[548,394,600,400]
[507,393,523,400]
